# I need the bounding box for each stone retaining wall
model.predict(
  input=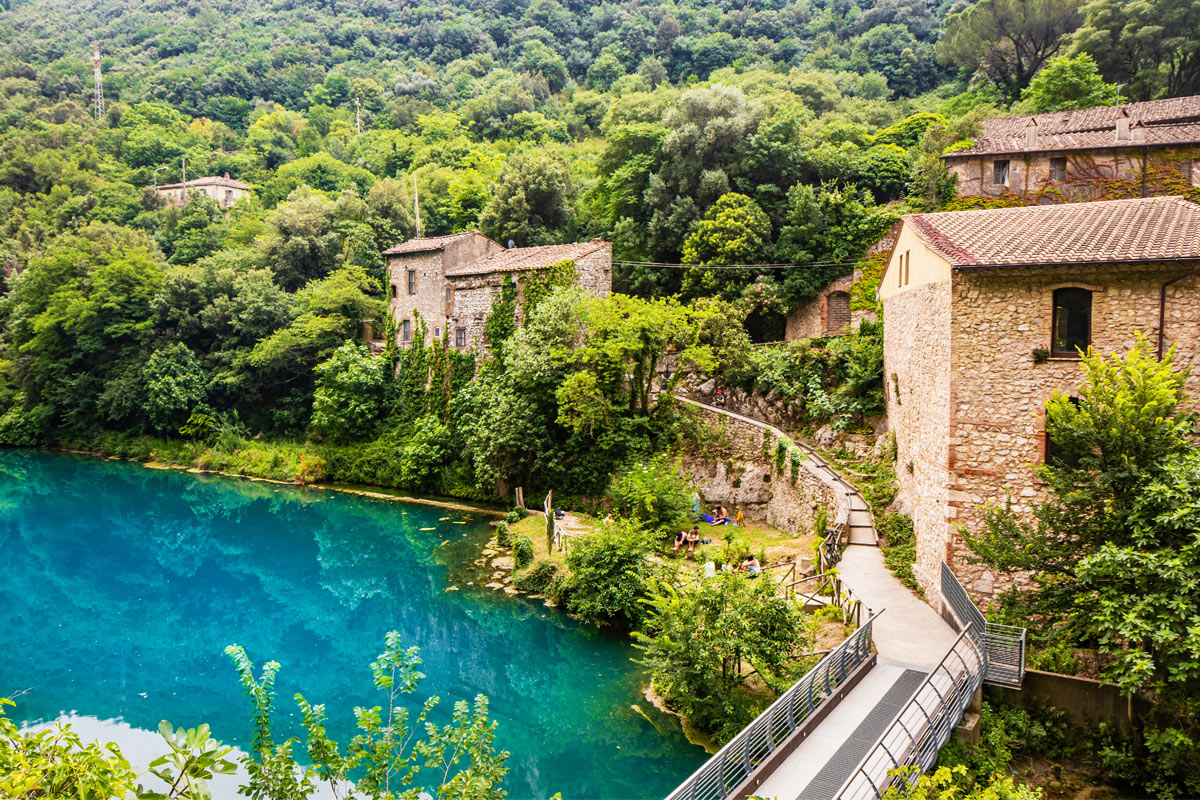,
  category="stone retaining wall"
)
[681,401,850,541]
